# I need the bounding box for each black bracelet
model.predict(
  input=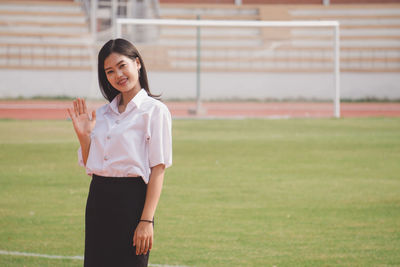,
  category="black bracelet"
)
[139,219,153,223]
